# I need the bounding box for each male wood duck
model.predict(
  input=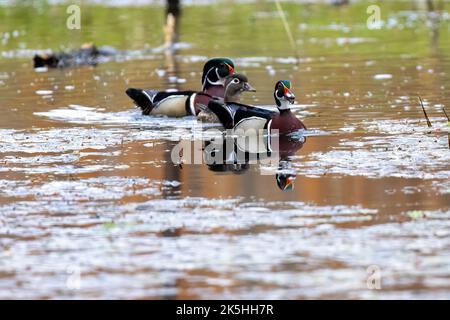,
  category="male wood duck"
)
[125,58,237,117]
[208,79,306,135]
